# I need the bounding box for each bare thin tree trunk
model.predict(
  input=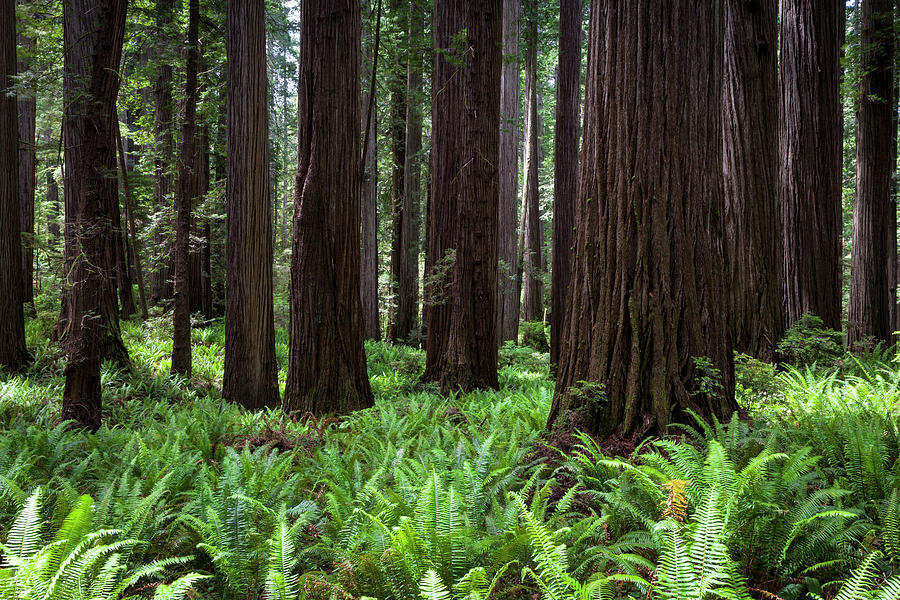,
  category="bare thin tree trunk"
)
[16,24,35,313]
[403,0,424,345]
[152,0,174,306]
[116,121,148,320]
[360,6,380,340]
[520,22,543,322]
